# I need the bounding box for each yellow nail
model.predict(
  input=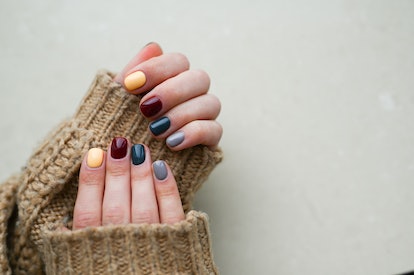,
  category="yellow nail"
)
[124,71,146,91]
[87,148,104,168]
